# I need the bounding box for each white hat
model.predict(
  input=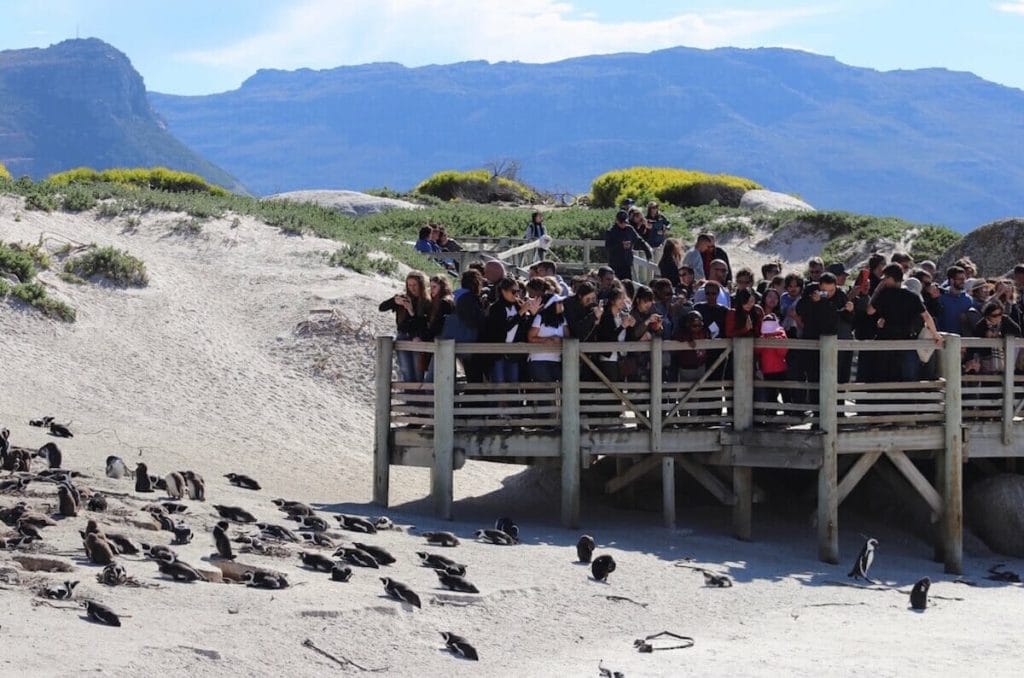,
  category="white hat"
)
[902,278,923,299]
